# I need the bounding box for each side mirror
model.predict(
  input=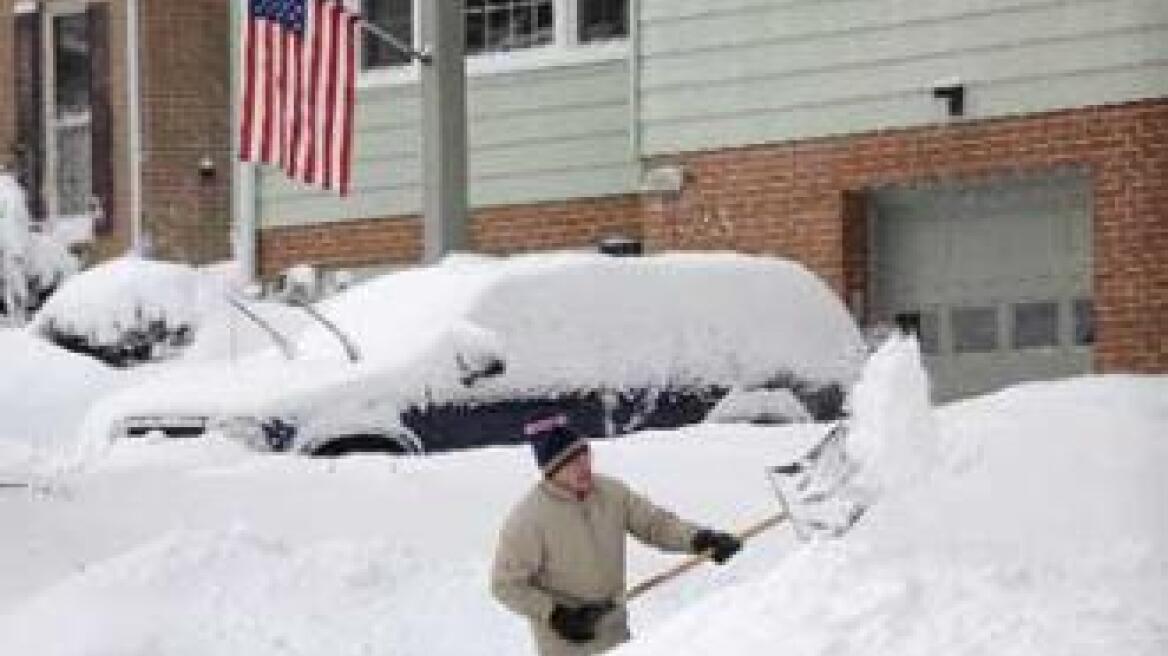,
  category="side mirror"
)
[450,320,507,387]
